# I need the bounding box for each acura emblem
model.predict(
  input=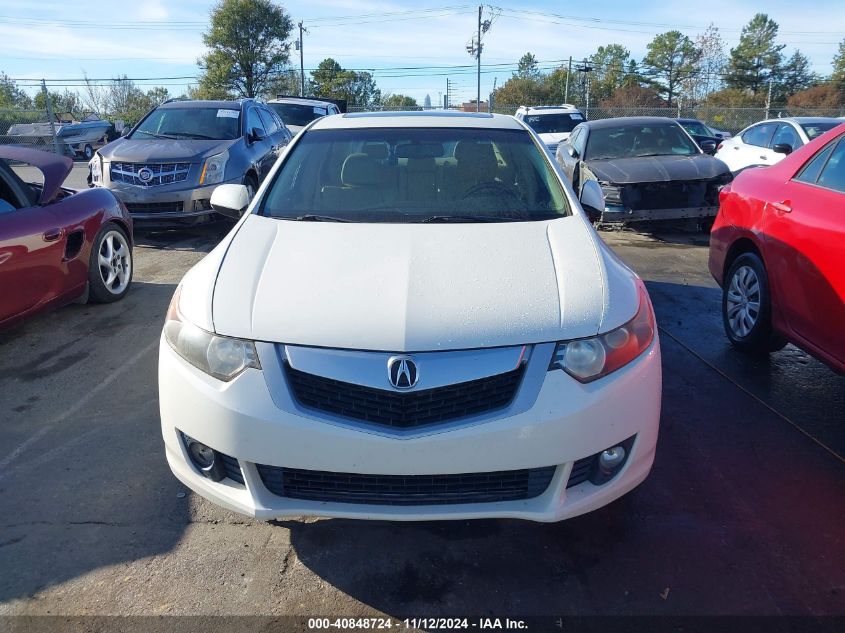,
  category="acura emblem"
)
[137,168,153,183]
[387,356,418,389]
